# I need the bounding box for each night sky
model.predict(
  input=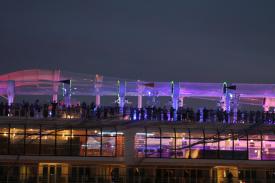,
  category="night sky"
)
[0,1,275,83]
